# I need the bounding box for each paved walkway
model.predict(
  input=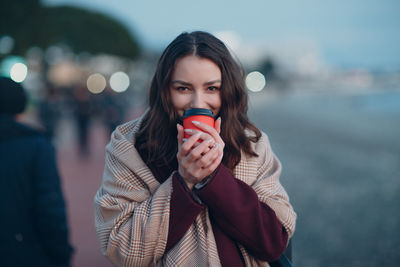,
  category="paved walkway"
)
[54,106,146,267]
[57,121,114,267]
